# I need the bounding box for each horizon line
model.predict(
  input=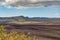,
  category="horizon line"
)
[0,15,60,18]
